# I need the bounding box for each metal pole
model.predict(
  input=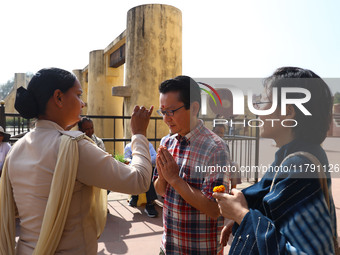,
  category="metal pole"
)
[113,118,116,154]
[154,118,157,149]
[0,101,5,130]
